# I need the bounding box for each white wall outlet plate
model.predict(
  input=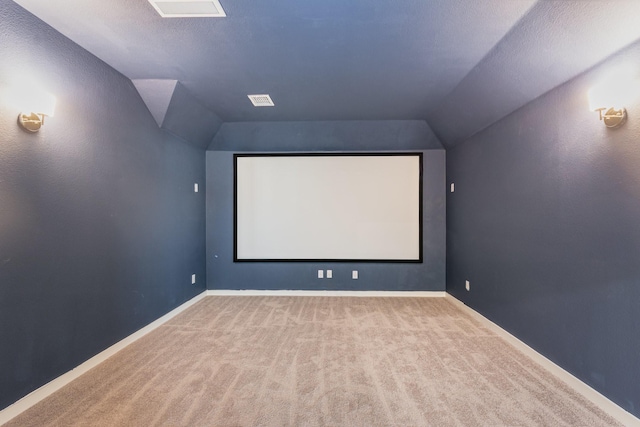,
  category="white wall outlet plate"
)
[326,270,332,279]
[192,274,196,284]
[318,270,324,279]
[194,183,199,193]
[352,270,358,279]
[465,280,470,291]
